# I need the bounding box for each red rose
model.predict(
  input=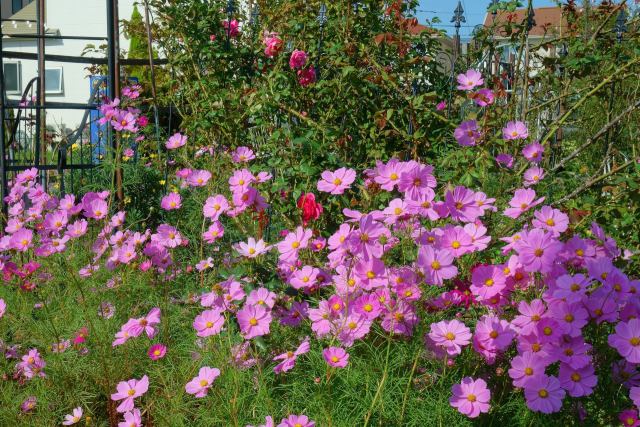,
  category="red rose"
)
[297,193,323,226]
